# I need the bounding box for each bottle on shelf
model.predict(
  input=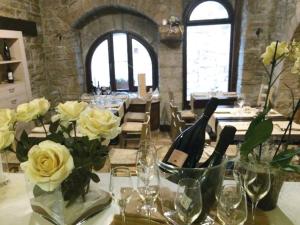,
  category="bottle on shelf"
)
[199,125,237,168]
[162,97,219,168]
[3,40,11,61]
[7,66,14,83]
